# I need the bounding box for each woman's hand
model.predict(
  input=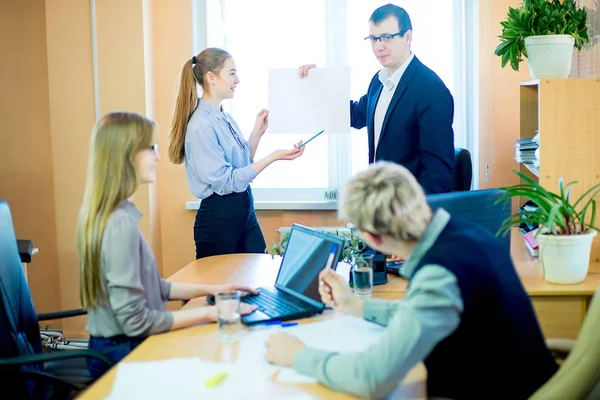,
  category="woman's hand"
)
[318,269,364,318]
[298,64,317,78]
[270,141,305,161]
[210,284,259,296]
[204,303,257,322]
[252,109,269,137]
[264,332,306,367]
